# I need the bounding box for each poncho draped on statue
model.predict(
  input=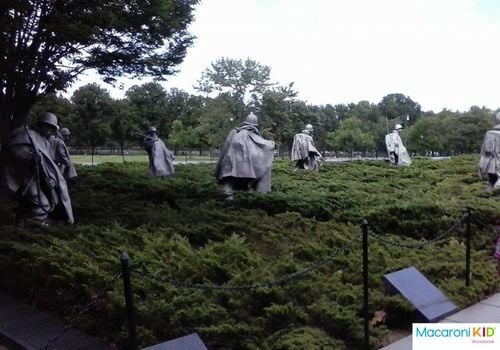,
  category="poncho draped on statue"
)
[478,127,500,178]
[0,126,74,224]
[49,135,77,180]
[385,131,411,166]
[215,125,275,193]
[144,136,175,177]
[291,132,321,170]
